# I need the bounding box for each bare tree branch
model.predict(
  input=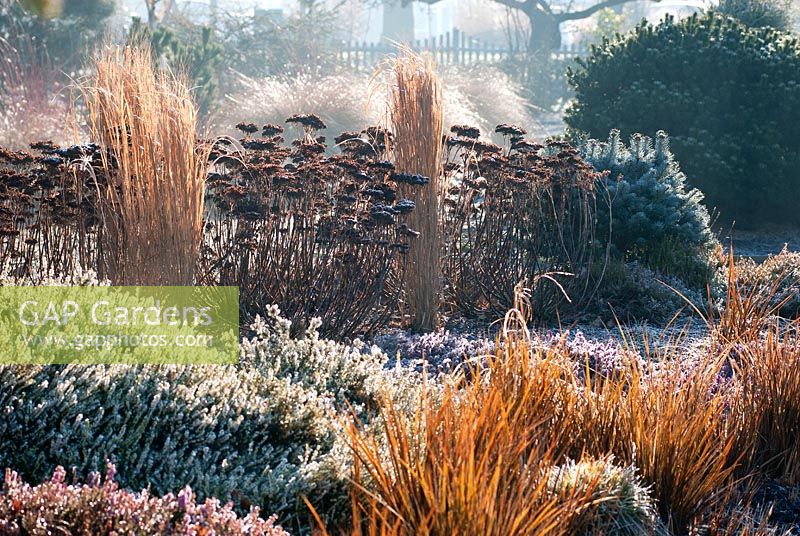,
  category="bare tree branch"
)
[556,0,654,22]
